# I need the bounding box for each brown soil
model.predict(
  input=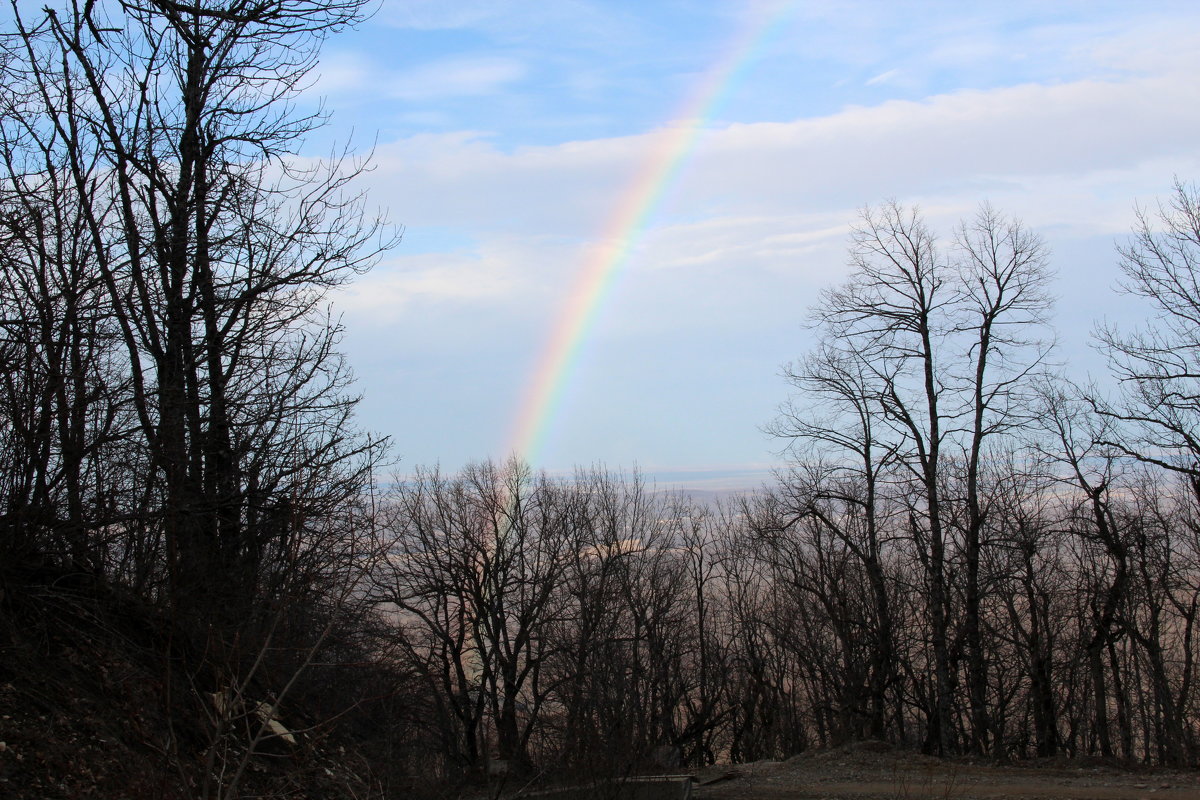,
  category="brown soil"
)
[691,742,1200,800]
